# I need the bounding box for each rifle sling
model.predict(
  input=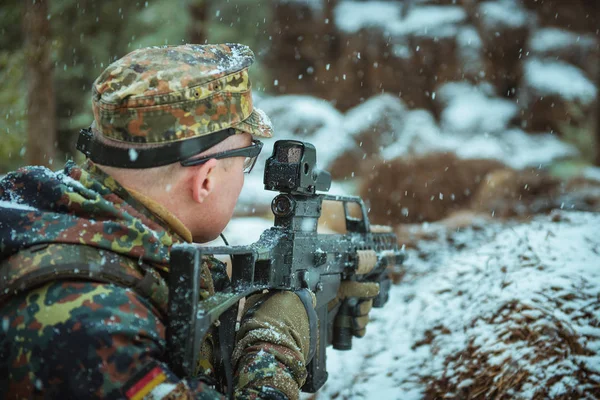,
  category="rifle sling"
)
[217,306,238,399]
[294,288,318,364]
